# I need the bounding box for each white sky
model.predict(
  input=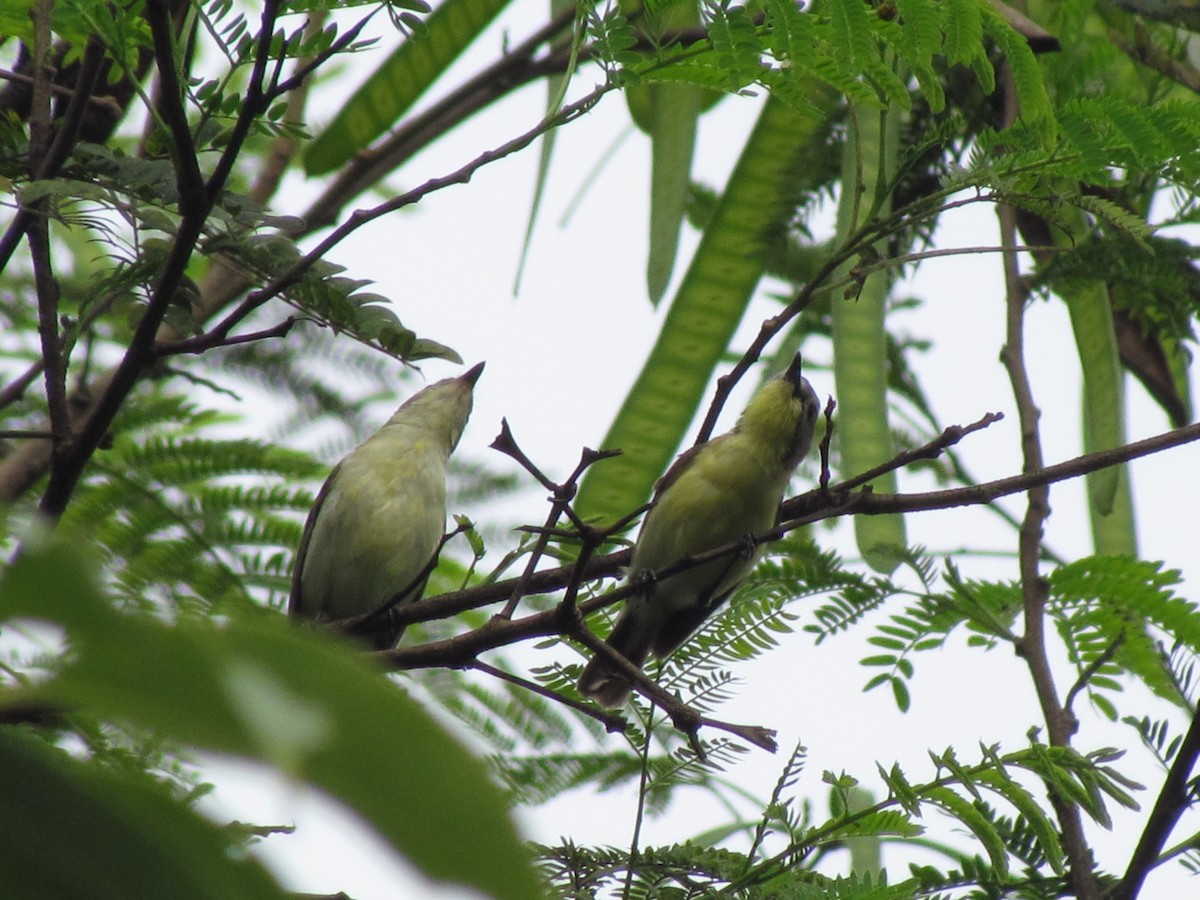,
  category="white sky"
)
[194,3,1200,898]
